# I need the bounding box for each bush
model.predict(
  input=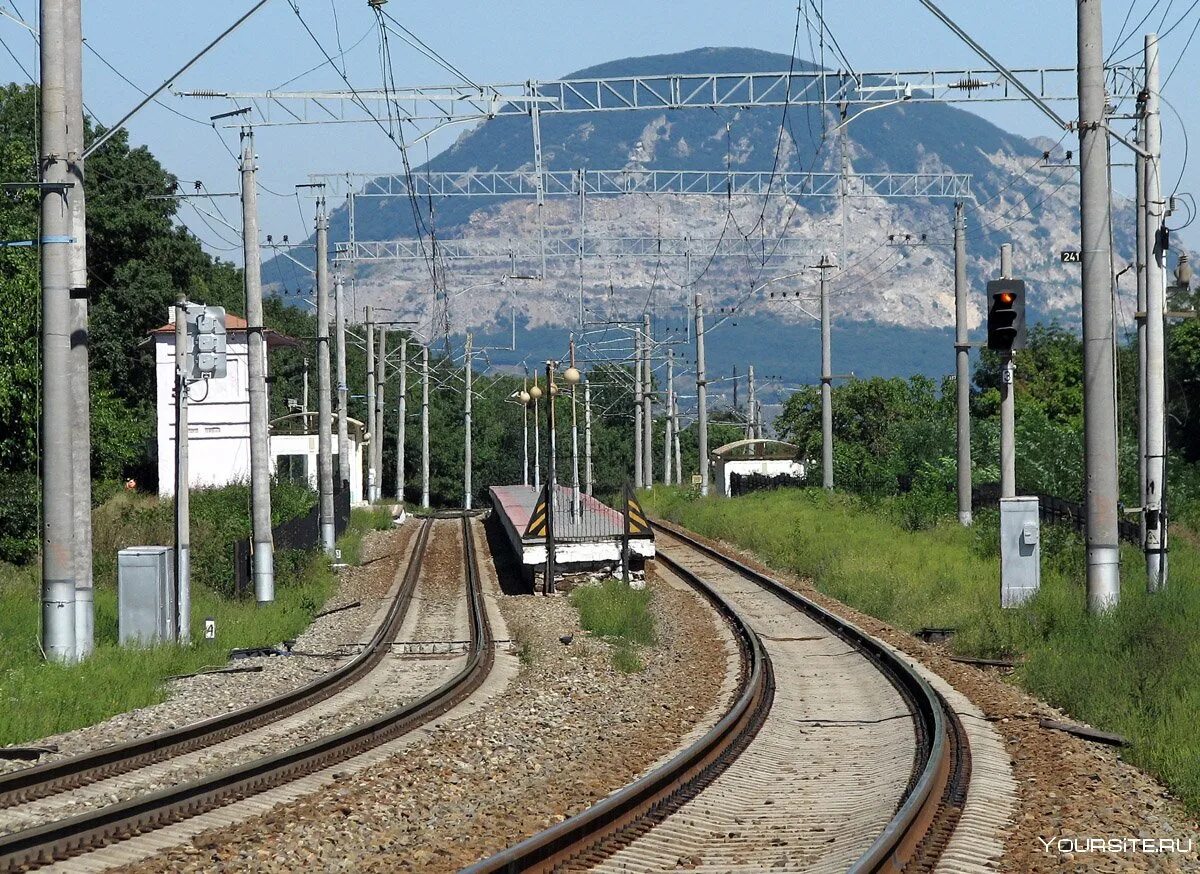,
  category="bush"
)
[0,469,38,564]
